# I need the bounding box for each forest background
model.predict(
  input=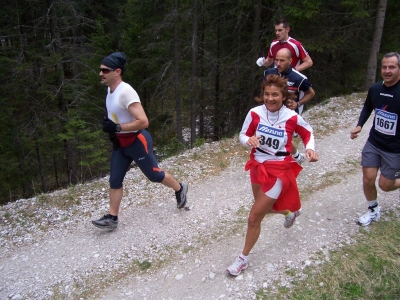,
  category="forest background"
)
[0,0,398,204]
